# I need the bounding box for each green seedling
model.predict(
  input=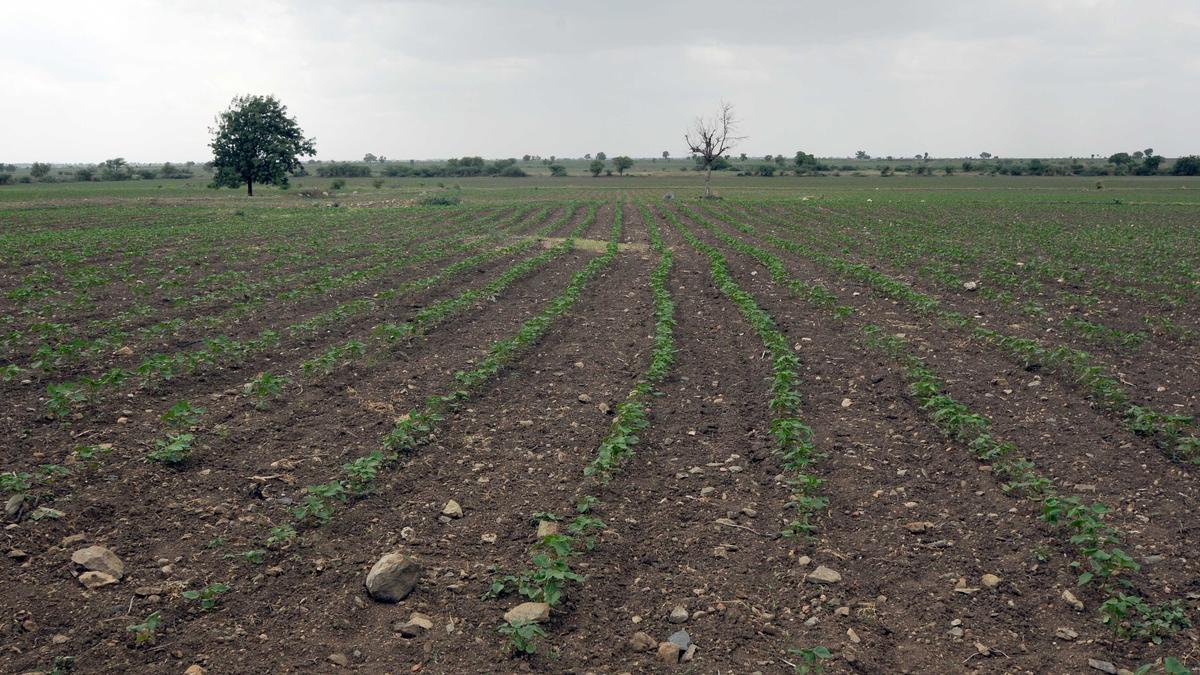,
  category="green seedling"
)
[498,618,545,656]
[126,611,162,644]
[146,433,193,465]
[161,400,205,428]
[182,582,229,610]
